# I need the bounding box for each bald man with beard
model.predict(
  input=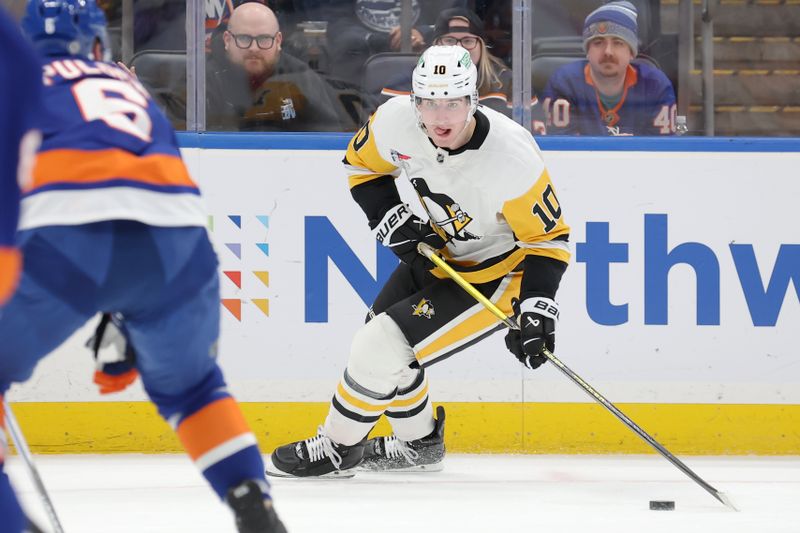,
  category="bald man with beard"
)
[206,2,345,132]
